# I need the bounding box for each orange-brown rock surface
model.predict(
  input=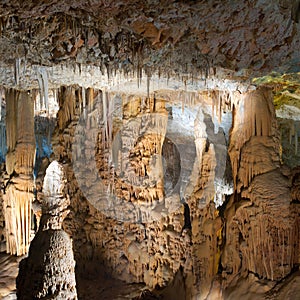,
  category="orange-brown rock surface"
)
[223,87,300,289]
[0,1,299,299]
[0,0,300,83]
[3,89,35,256]
[31,82,294,299]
